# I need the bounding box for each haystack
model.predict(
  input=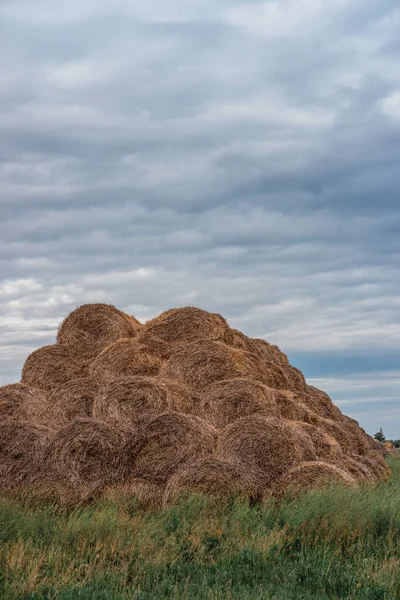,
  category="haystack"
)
[163,457,259,505]
[22,344,87,392]
[132,412,218,483]
[0,383,50,425]
[199,378,279,429]
[275,461,355,496]
[161,339,260,392]
[93,376,192,428]
[142,307,233,348]
[89,338,162,382]
[219,415,316,489]
[45,418,130,495]
[0,420,50,489]
[57,303,140,358]
[0,302,388,504]
[47,377,98,426]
